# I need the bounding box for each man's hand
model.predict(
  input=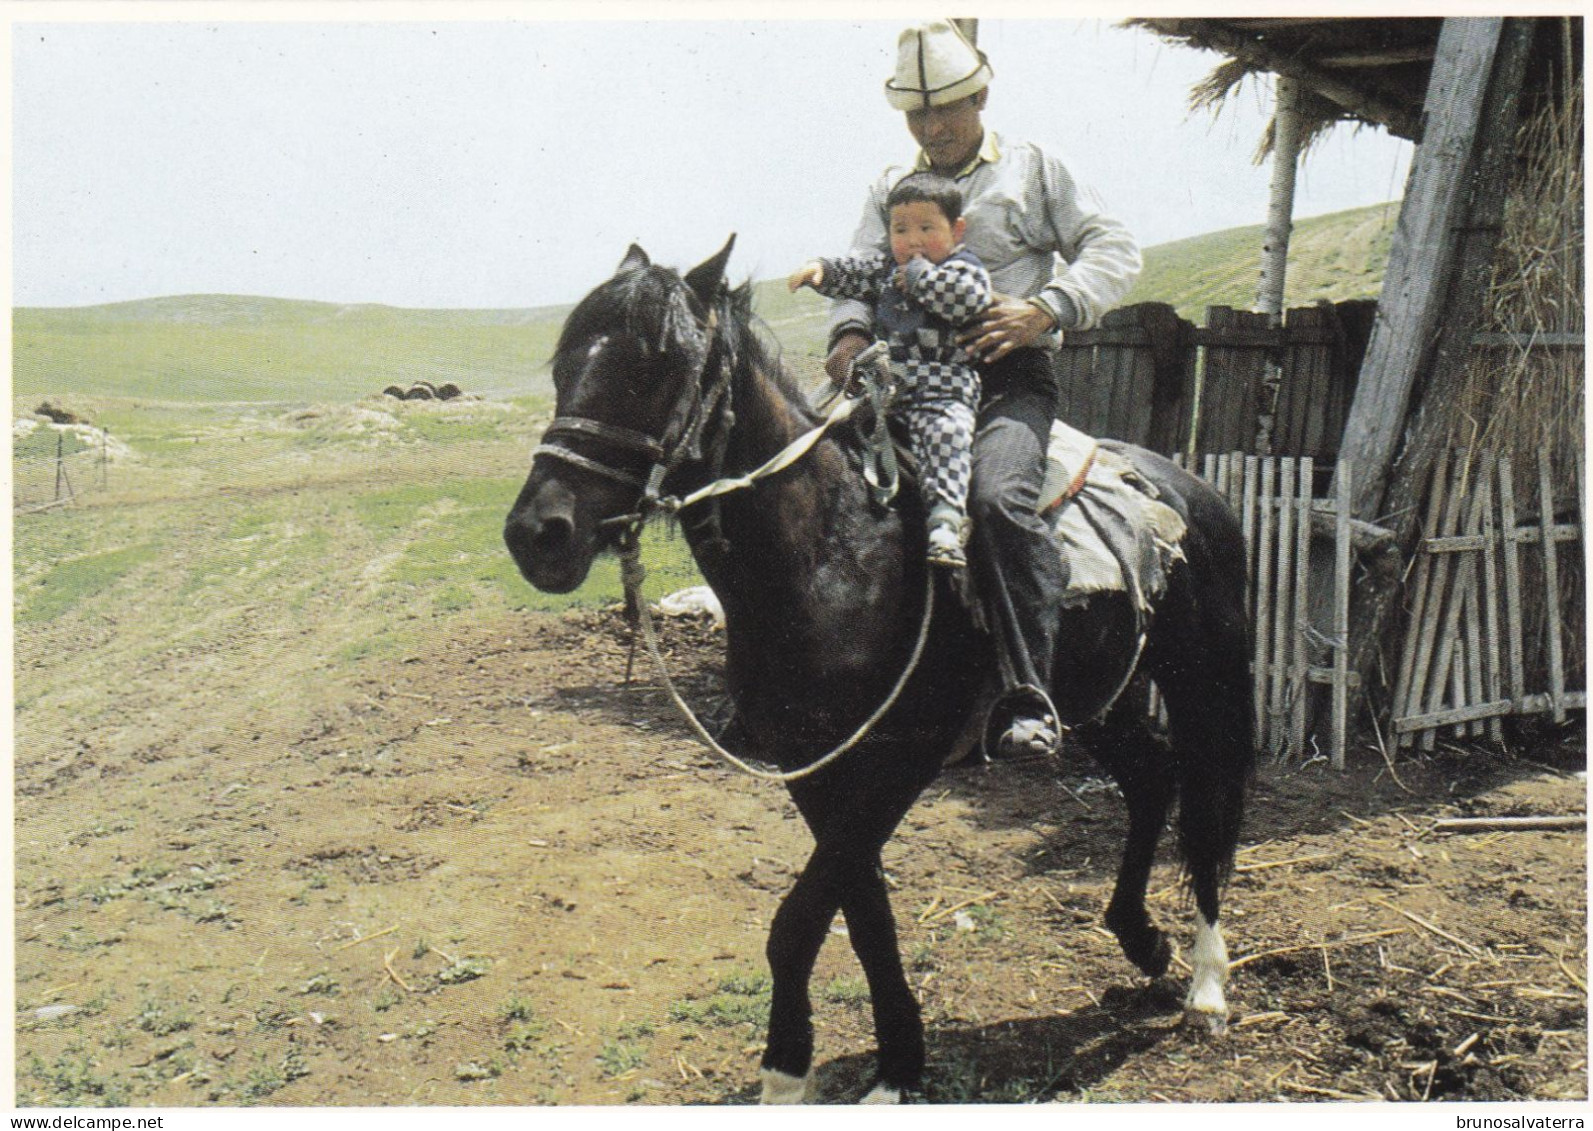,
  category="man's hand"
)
[788,262,825,292]
[825,331,873,388]
[958,295,1057,362]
